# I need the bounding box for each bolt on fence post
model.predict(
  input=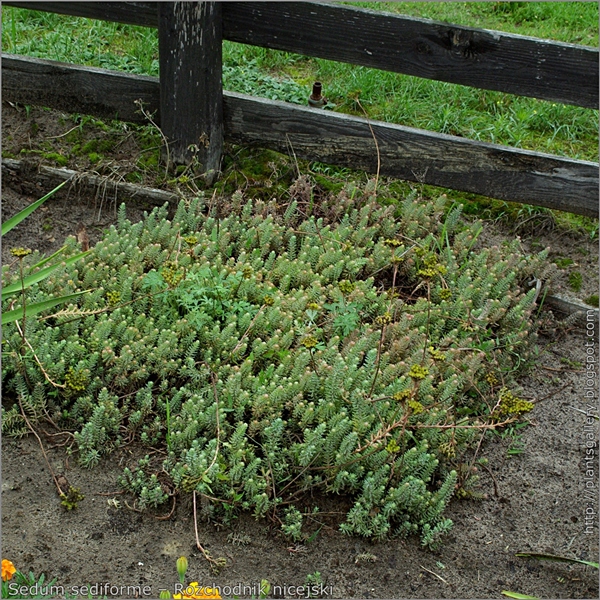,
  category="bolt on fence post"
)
[308,81,327,108]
